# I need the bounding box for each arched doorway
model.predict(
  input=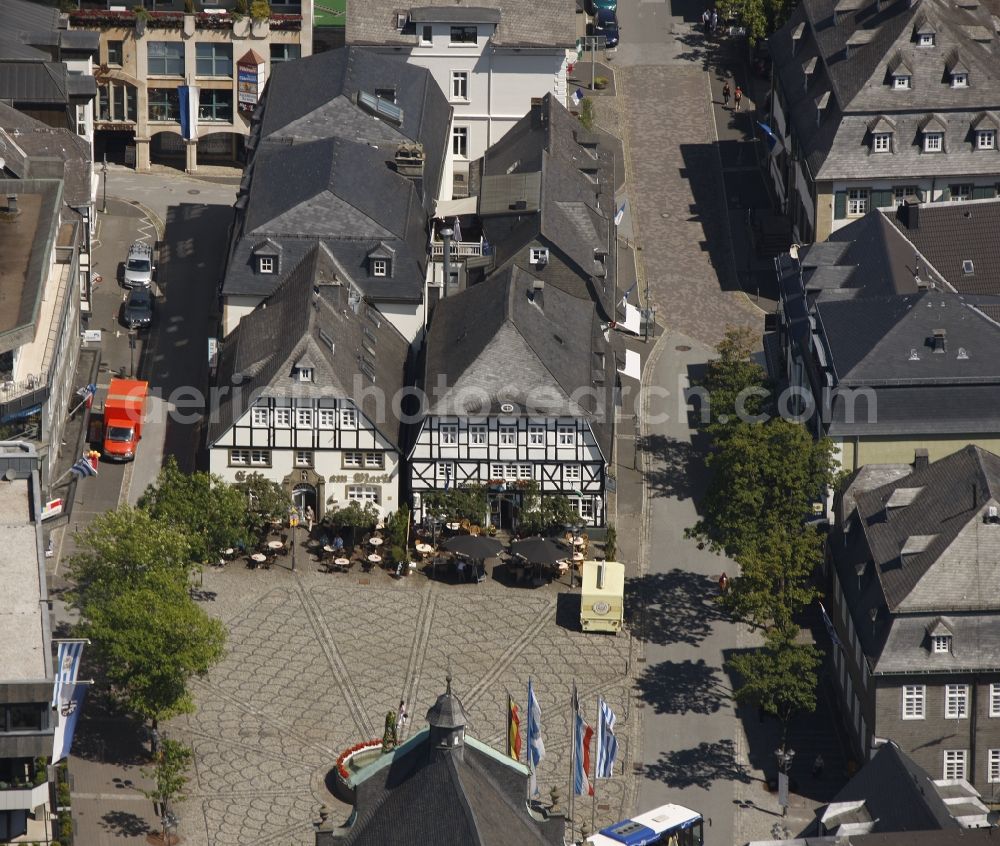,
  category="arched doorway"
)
[292,483,317,515]
[197,131,245,166]
[149,129,186,169]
